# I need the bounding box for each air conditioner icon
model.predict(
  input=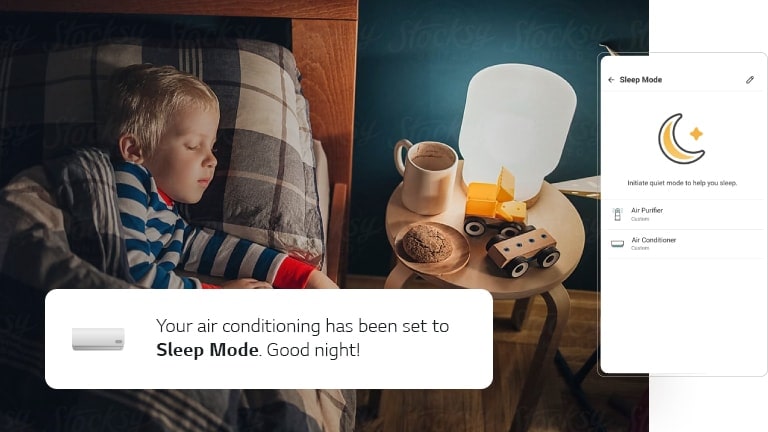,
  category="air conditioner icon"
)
[72,328,125,351]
